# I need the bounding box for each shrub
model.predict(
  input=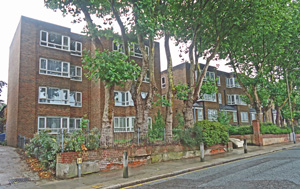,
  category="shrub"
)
[148,110,165,143]
[179,120,229,147]
[228,125,253,135]
[260,122,291,134]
